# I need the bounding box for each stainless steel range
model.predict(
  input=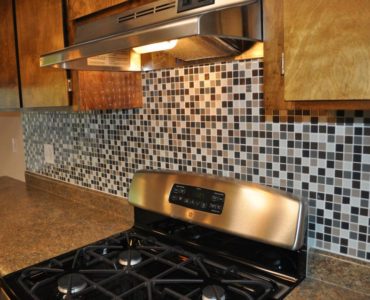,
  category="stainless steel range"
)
[1,170,307,299]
